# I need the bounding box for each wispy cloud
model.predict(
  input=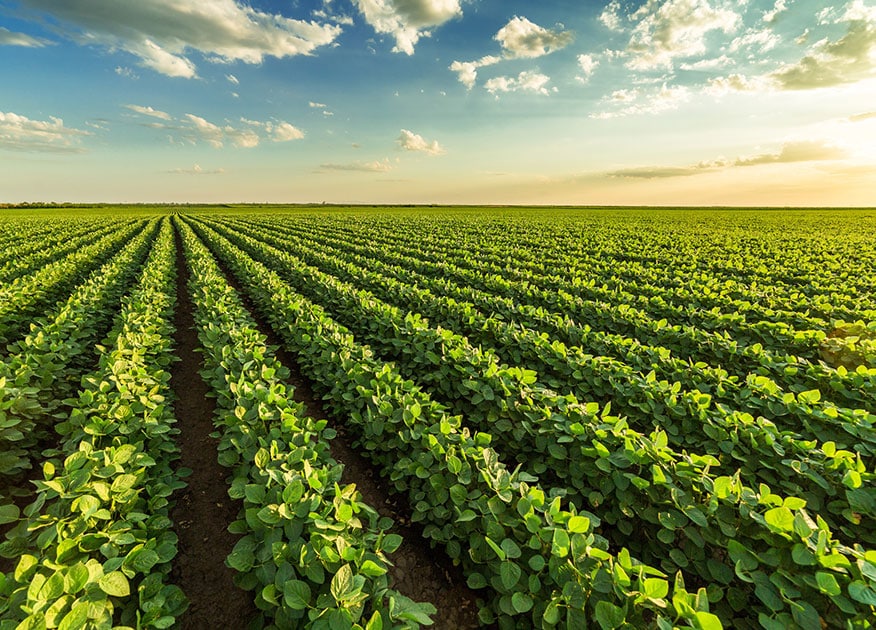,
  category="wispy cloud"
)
[0,26,51,47]
[168,164,225,175]
[125,105,304,148]
[0,111,89,153]
[849,111,876,122]
[17,0,342,78]
[318,159,392,172]
[592,83,690,118]
[605,140,847,179]
[125,104,172,120]
[449,55,501,89]
[351,0,462,55]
